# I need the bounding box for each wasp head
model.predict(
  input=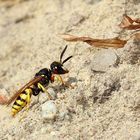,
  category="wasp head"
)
[50,45,72,74]
[50,61,68,74]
